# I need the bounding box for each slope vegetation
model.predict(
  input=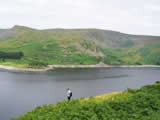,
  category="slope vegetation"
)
[0,25,160,67]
